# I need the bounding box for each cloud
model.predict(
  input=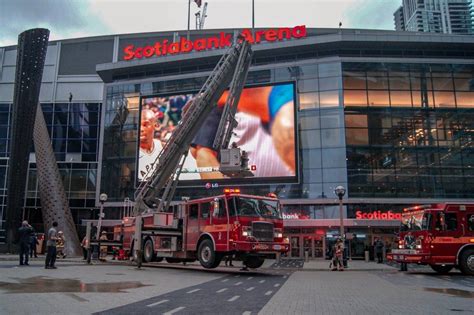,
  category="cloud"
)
[0,0,401,47]
[343,0,401,30]
[0,0,109,46]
